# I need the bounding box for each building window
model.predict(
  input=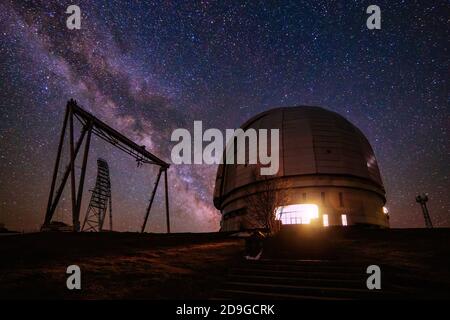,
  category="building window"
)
[302,193,307,201]
[276,204,319,225]
[321,192,325,204]
[339,192,344,207]
[341,214,348,226]
[323,214,329,227]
